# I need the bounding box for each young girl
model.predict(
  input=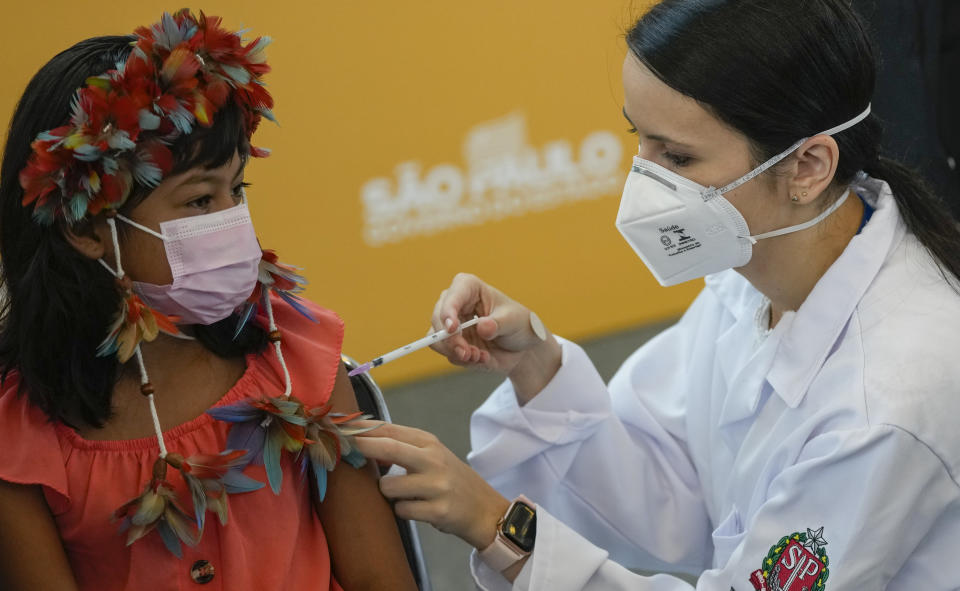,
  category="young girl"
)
[0,11,416,591]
